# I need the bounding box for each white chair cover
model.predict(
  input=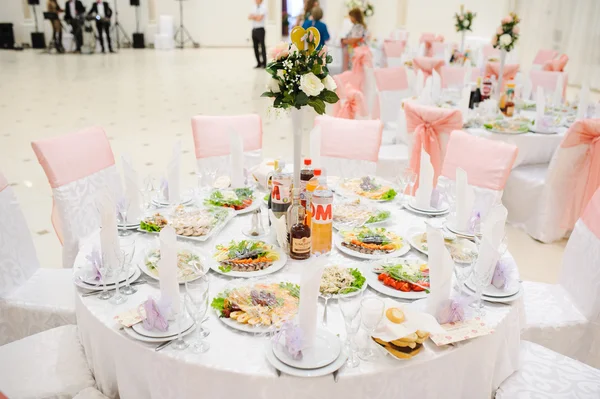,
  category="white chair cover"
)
[495,341,600,398]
